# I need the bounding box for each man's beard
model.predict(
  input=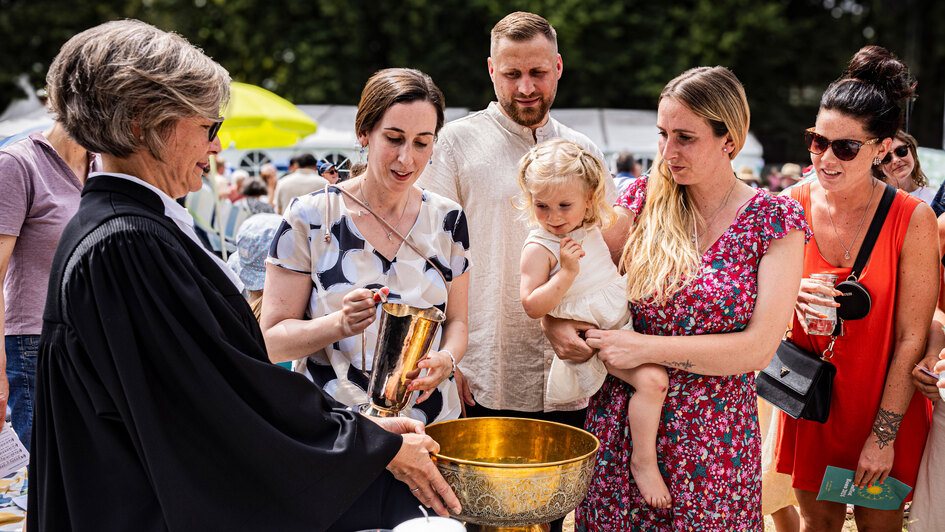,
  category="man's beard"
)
[499,90,555,128]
